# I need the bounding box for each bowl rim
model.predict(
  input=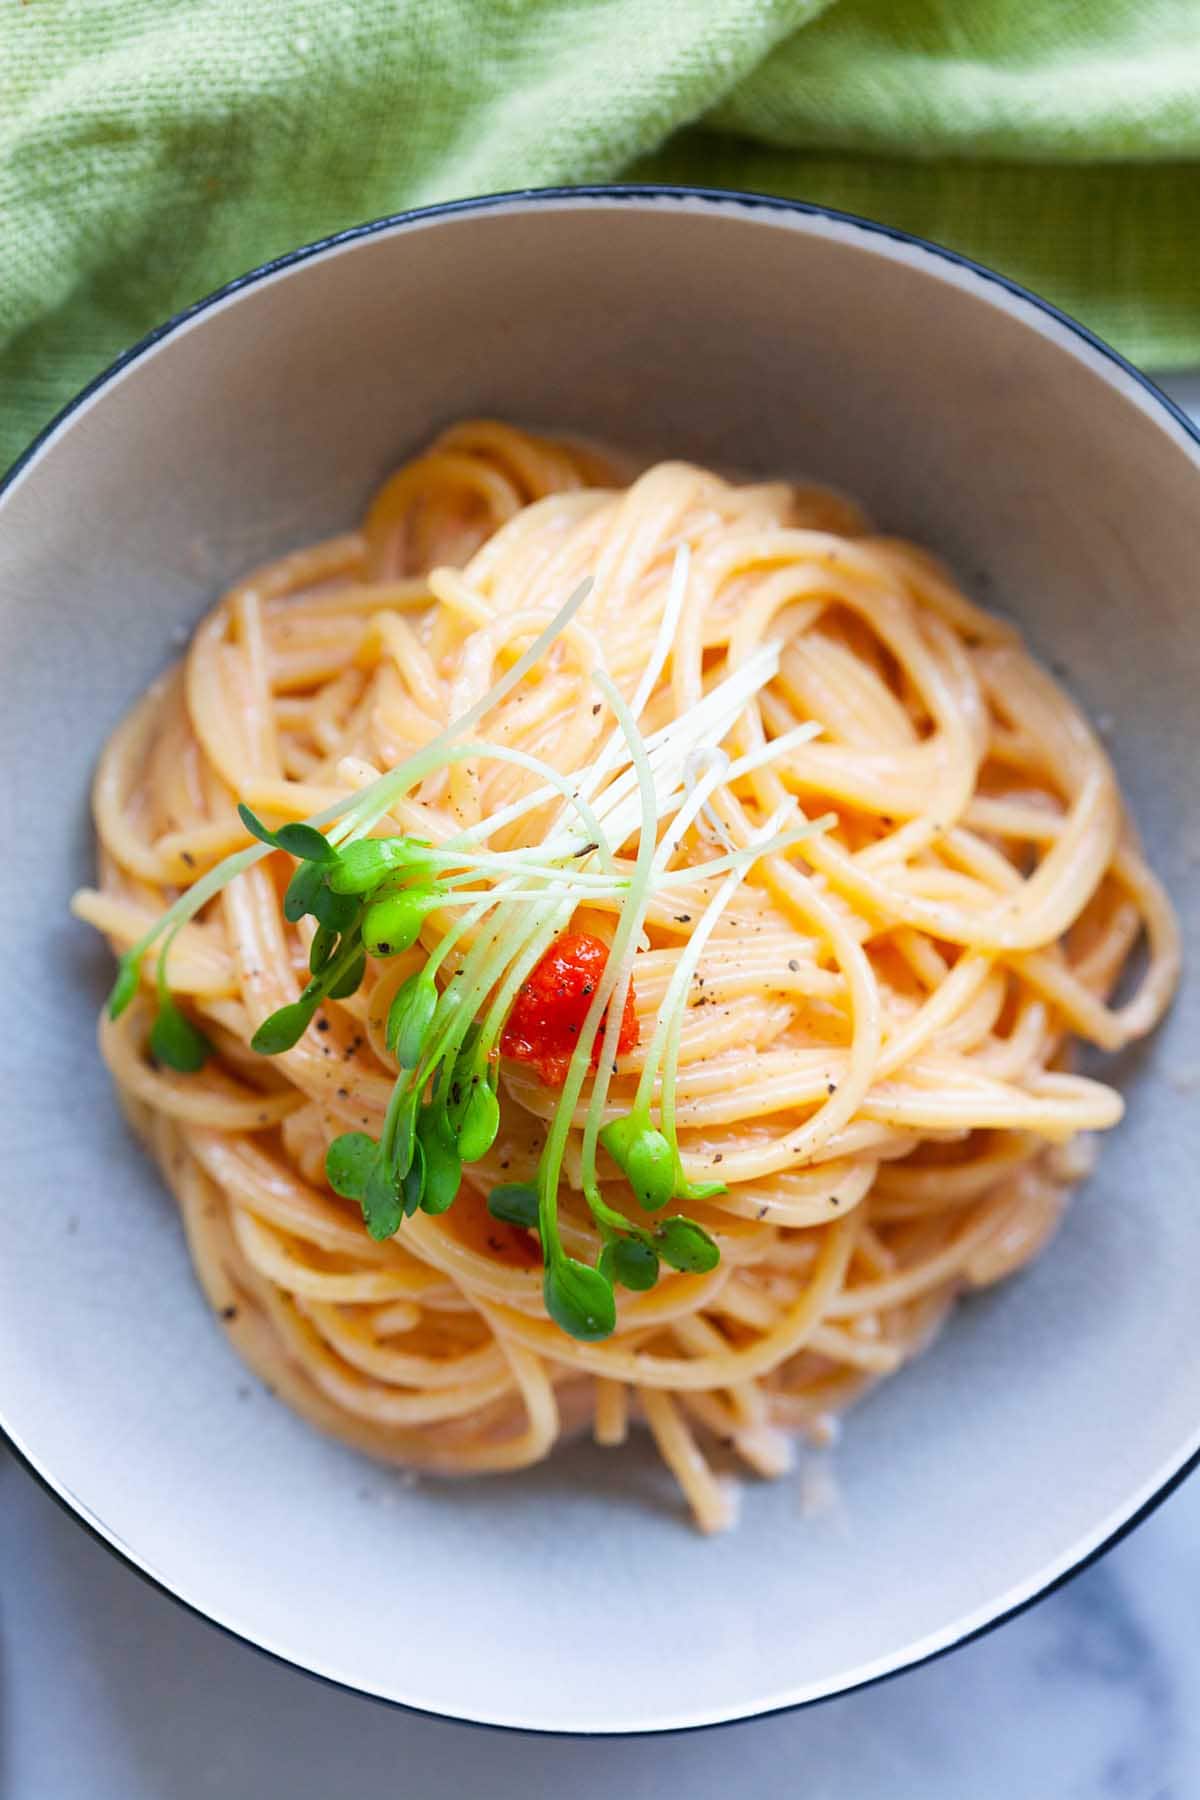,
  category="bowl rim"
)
[3,181,1198,1737]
